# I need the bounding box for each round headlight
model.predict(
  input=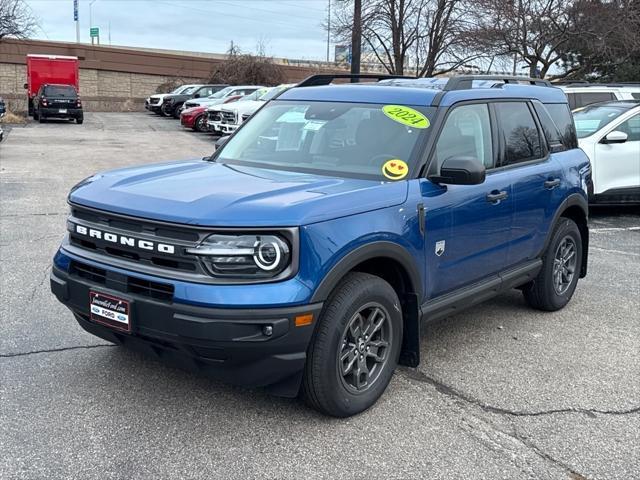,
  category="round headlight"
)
[187,233,291,278]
